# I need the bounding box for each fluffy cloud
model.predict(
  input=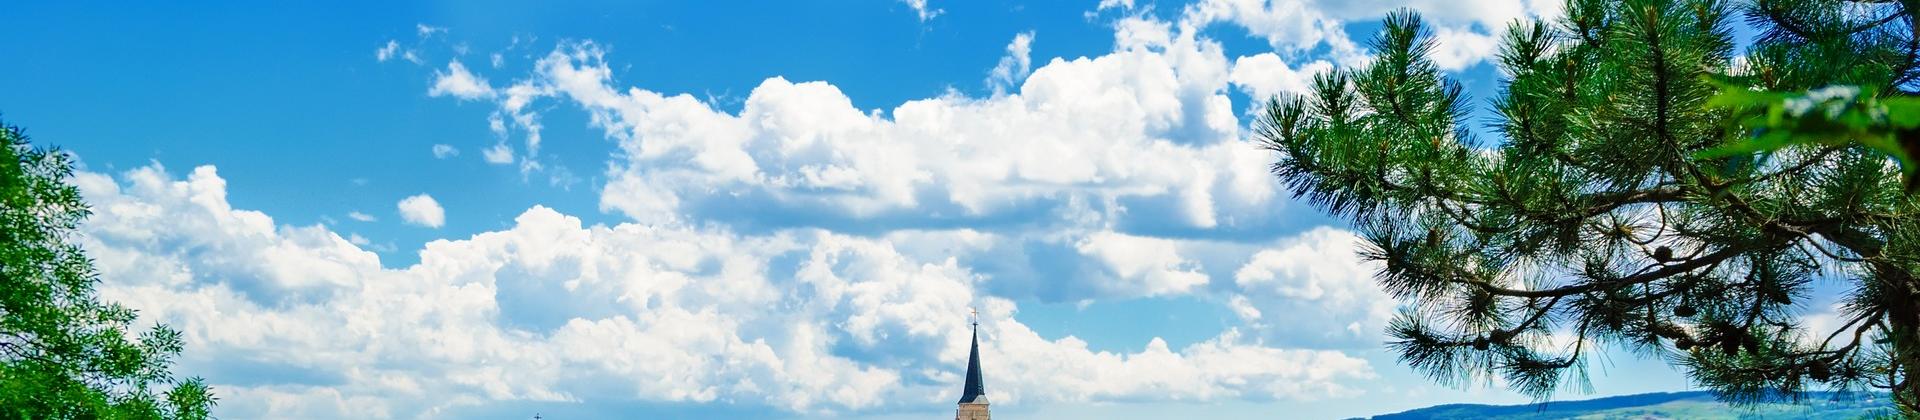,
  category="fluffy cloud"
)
[1312,0,1561,30]
[347,211,377,222]
[431,144,459,159]
[987,31,1036,95]
[397,193,445,228]
[1427,25,1502,71]
[376,40,400,62]
[482,142,514,164]
[1075,231,1210,297]
[404,5,1418,315]
[1180,0,1362,61]
[469,18,1277,234]
[994,327,1373,402]
[1229,52,1334,104]
[1182,0,1566,71]
[429,61,493,100]
[75,164,1378,417]
[871,225,1397,328]
[1228,227,1395,347]
[76,165,375,302]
